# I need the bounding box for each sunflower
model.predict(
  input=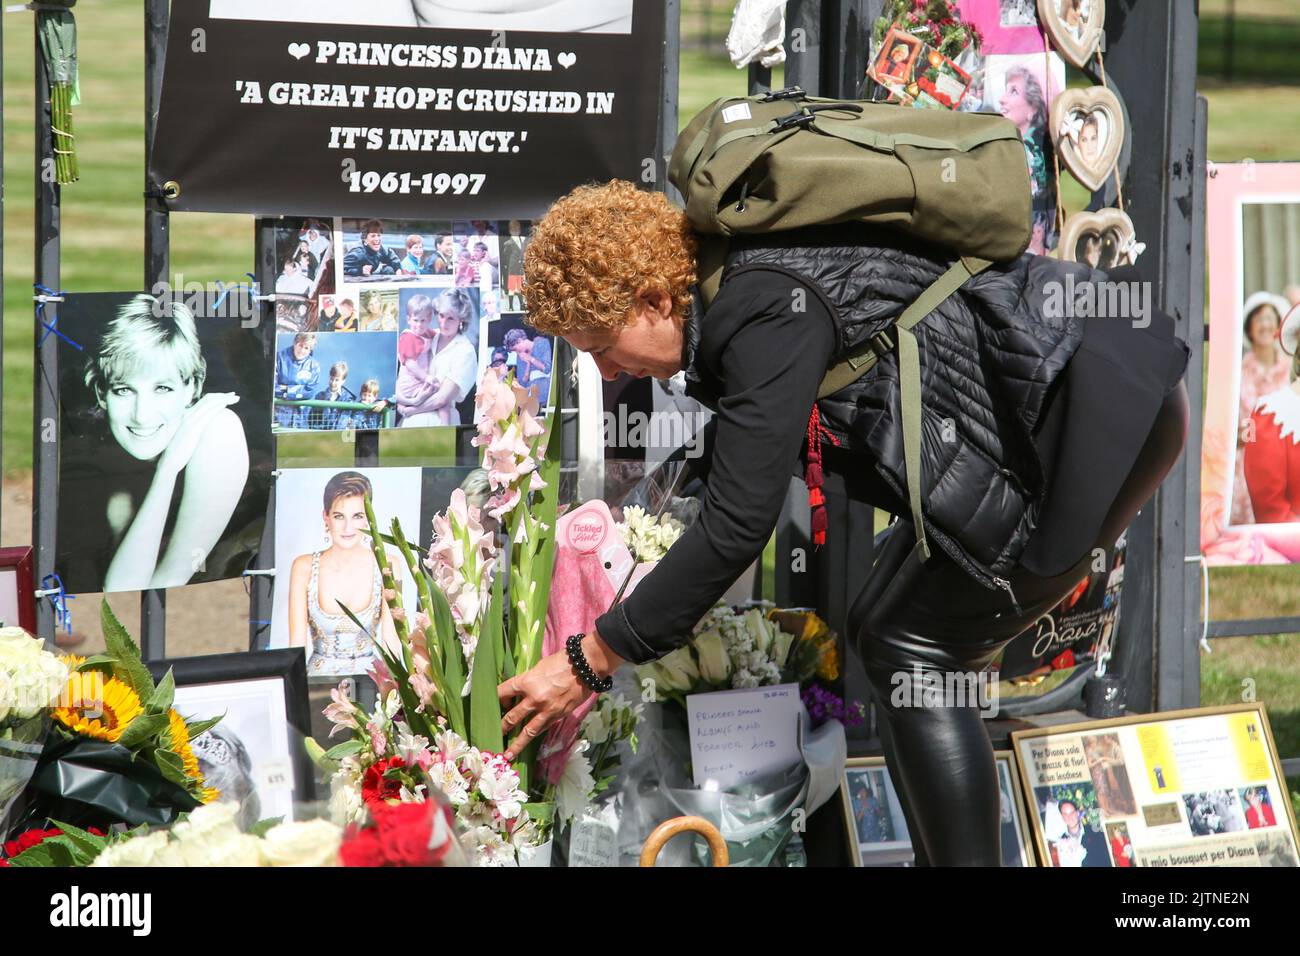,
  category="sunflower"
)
[166,709,204,782]
[53,674,143,742]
